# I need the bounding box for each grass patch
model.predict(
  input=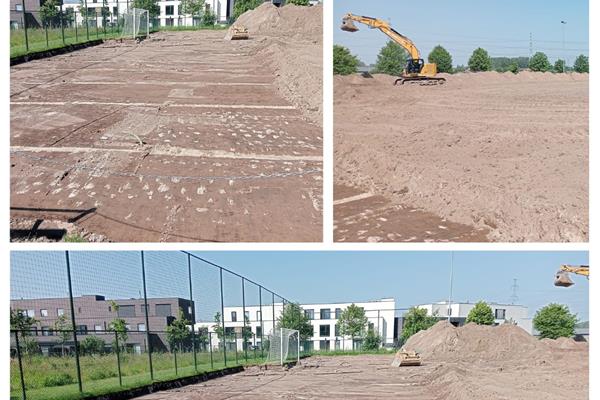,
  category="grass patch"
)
[306,349,395,357]
[62,234,87,243]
